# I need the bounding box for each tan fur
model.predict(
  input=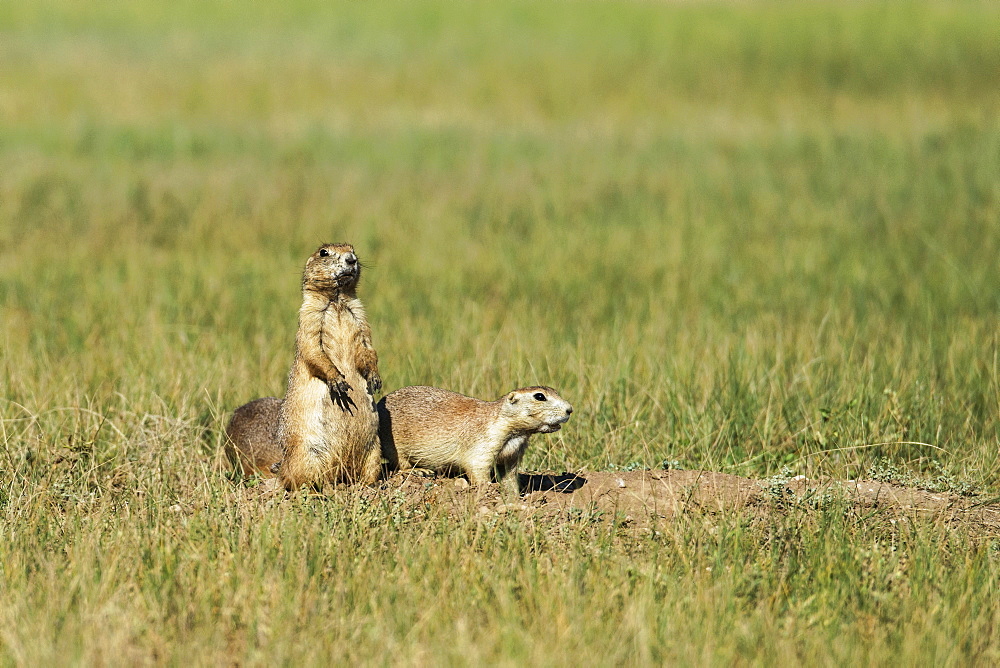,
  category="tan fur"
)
[378,385,573,496]
[224,396,282,475]
[225,243,382,489]
[274,242,382,490]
